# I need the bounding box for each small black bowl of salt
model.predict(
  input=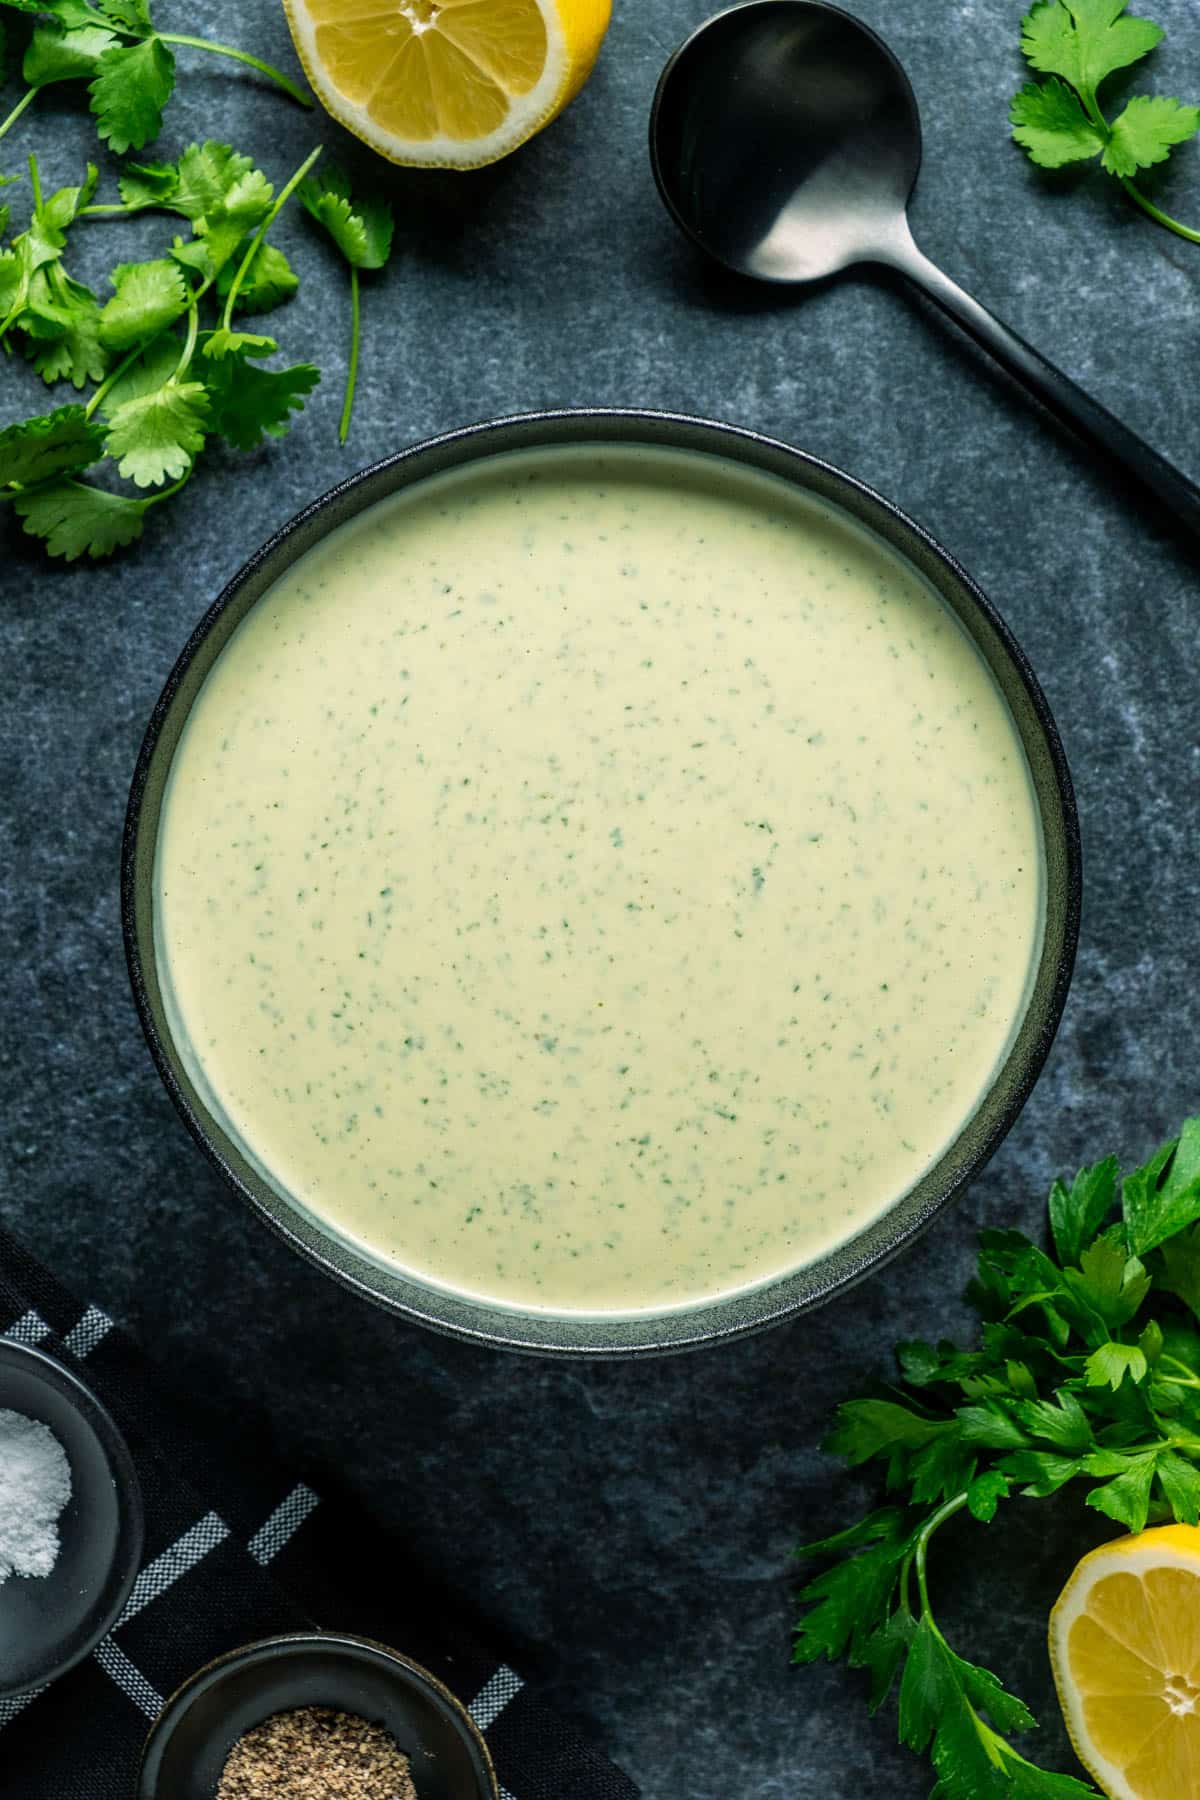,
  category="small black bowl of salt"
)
[0,1336,143,1696]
